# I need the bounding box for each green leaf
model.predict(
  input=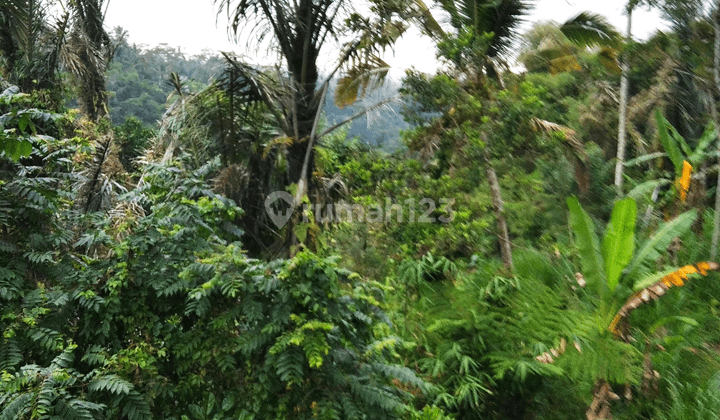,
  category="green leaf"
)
[631,266,679,291]
[688,122,717,165]
[649,316,699,334]
[624,152,666,168]
[221,395,235,411]
[625,179,669,201]
[655,109,686,176]
[294,222,308,243]
[567,197,606,295]
[603,198,636,291]
[1,136,32,161]
[17,113,29,133]
[624,209,696,282]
